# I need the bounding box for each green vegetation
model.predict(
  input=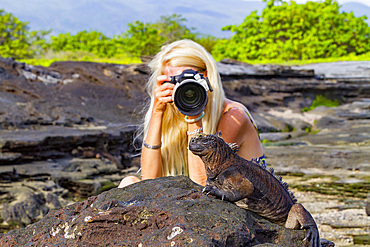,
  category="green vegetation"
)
[213,0,370,62]
[0,219,24,233]
[20,52,141,67]
[304,127,320,134]
[0,9,50,59]
[48,31,118,57]
[1,0,370,66]
[353,235,370,245]
[293,181,369,198]
[234,51,370,66]
[302,95,340,112]
[282,173,370,199]
[275,172,305,177]
[97,181,118,194]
